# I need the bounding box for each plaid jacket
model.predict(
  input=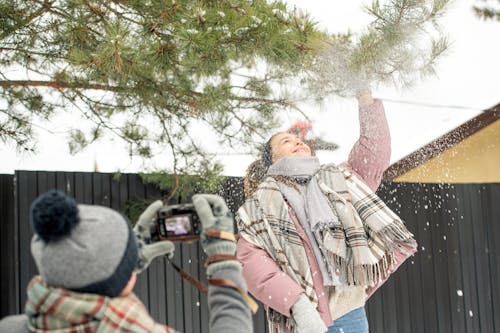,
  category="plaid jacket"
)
[24,276,179,333]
